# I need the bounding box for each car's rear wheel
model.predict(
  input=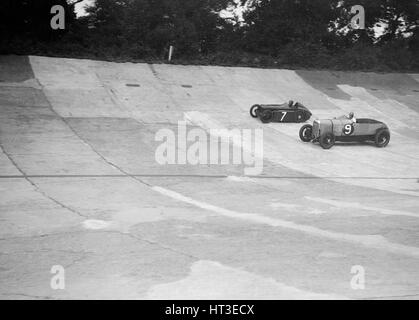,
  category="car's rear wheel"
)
[319,132,335,149]
[375,129,390,148]
[299,124,313,142]
[261,110,273,123]
[250,105,260,118]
